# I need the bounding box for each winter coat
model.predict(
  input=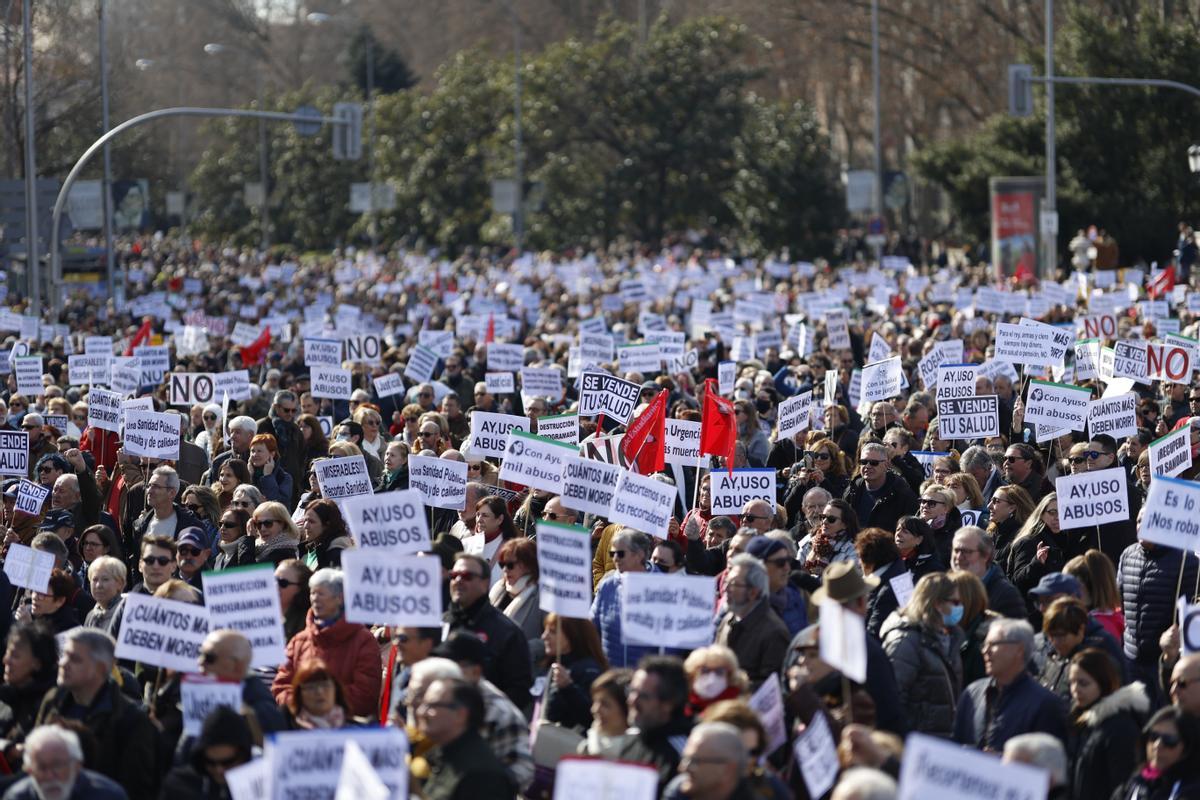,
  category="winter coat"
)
[271,609,382,718]
[843,471,919,533]
[1068,682,1148,800]
[592,572,657,669]
[213,536,256,571]
[982,563,1027,619]
[880,613,964,738]
[953,671,1067,752]
[299,534,352,571]
[866,560,908,640]
[768,582,808,636]
[1112,770,1200,800]
[1007,527,1077,602]
[445,595,534,710]
[489,580,548,664]
[252,465,293,506]
[960,611,998,686]
[615,714,693,795]
[1038,619,1128,701]
[1118,543,1199,664]
[716,599,791,691]
[990,515,1022,569]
